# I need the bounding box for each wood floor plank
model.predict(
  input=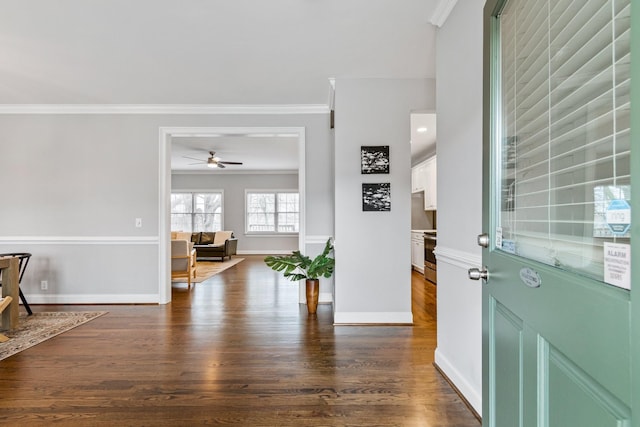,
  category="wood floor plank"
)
[0,256,480,426]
